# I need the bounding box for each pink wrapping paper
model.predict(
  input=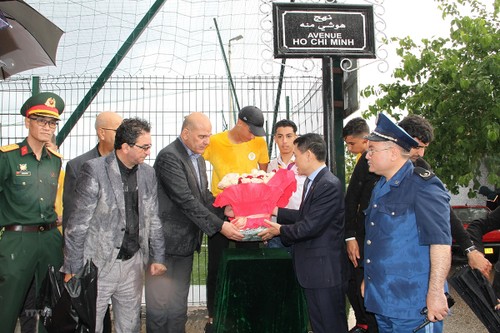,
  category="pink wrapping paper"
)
[213,168,297,230]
